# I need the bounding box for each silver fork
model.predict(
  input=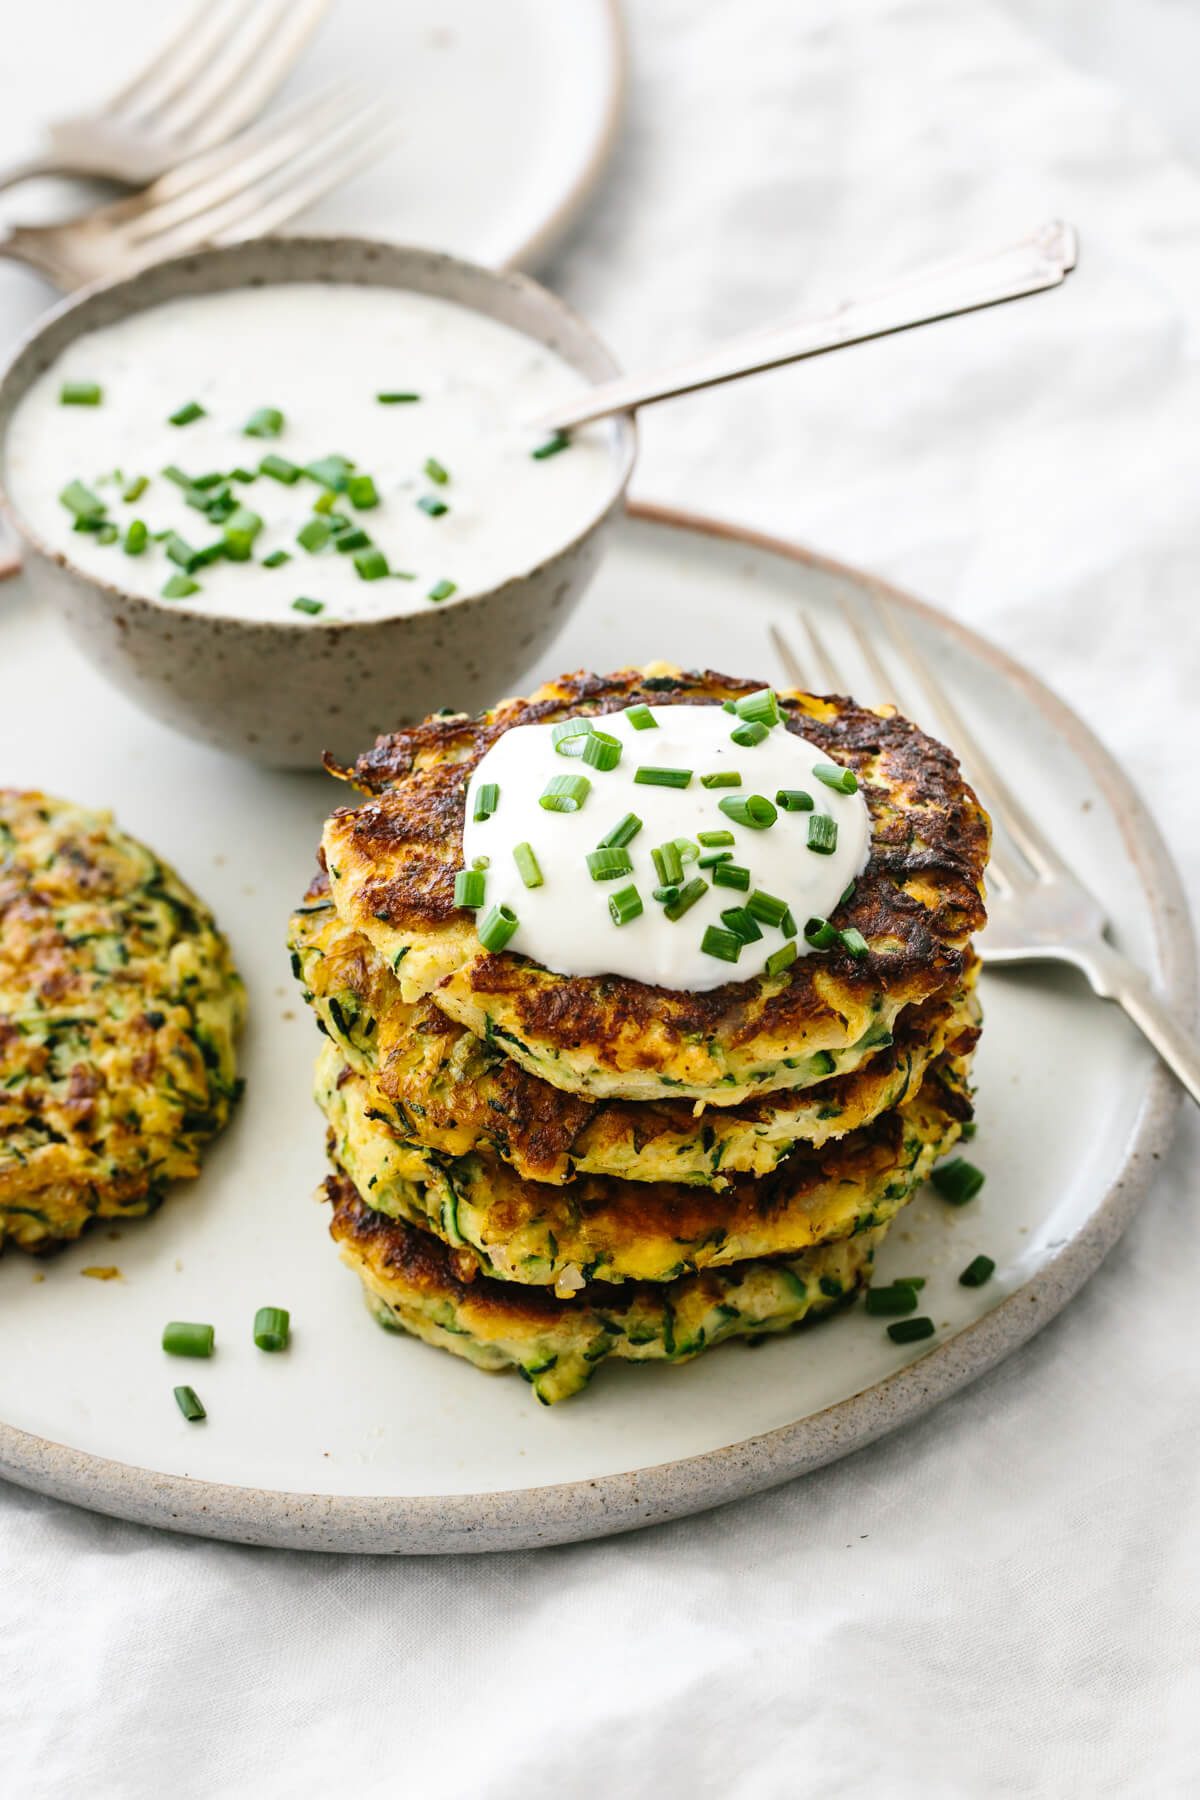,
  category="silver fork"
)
[0,88,394,291]
[770,614,1200,1107]
[0,0,333,193]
